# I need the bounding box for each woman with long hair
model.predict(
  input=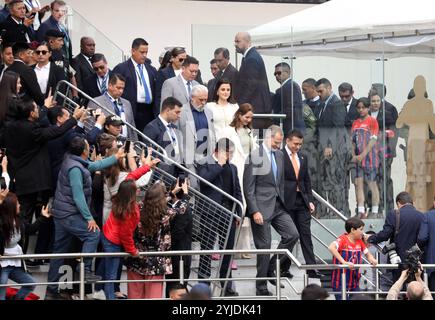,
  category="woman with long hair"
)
[0,192,50,300]
[205,78,239,139]
[220,103,257,259]
[125,179,190,299]
[0,71,22,125]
